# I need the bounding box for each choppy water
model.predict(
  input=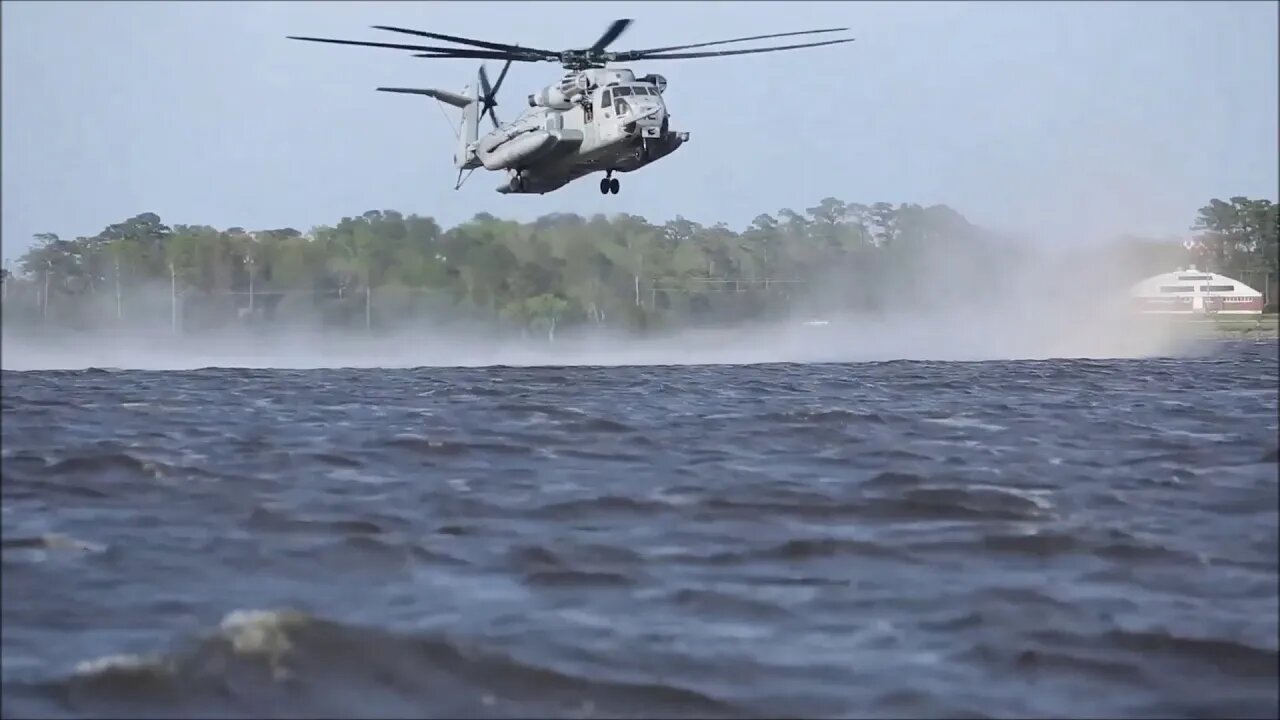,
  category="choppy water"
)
[2,341,1278,719]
